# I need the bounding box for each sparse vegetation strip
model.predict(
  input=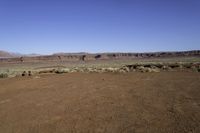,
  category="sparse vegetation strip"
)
[0,62,199,78]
